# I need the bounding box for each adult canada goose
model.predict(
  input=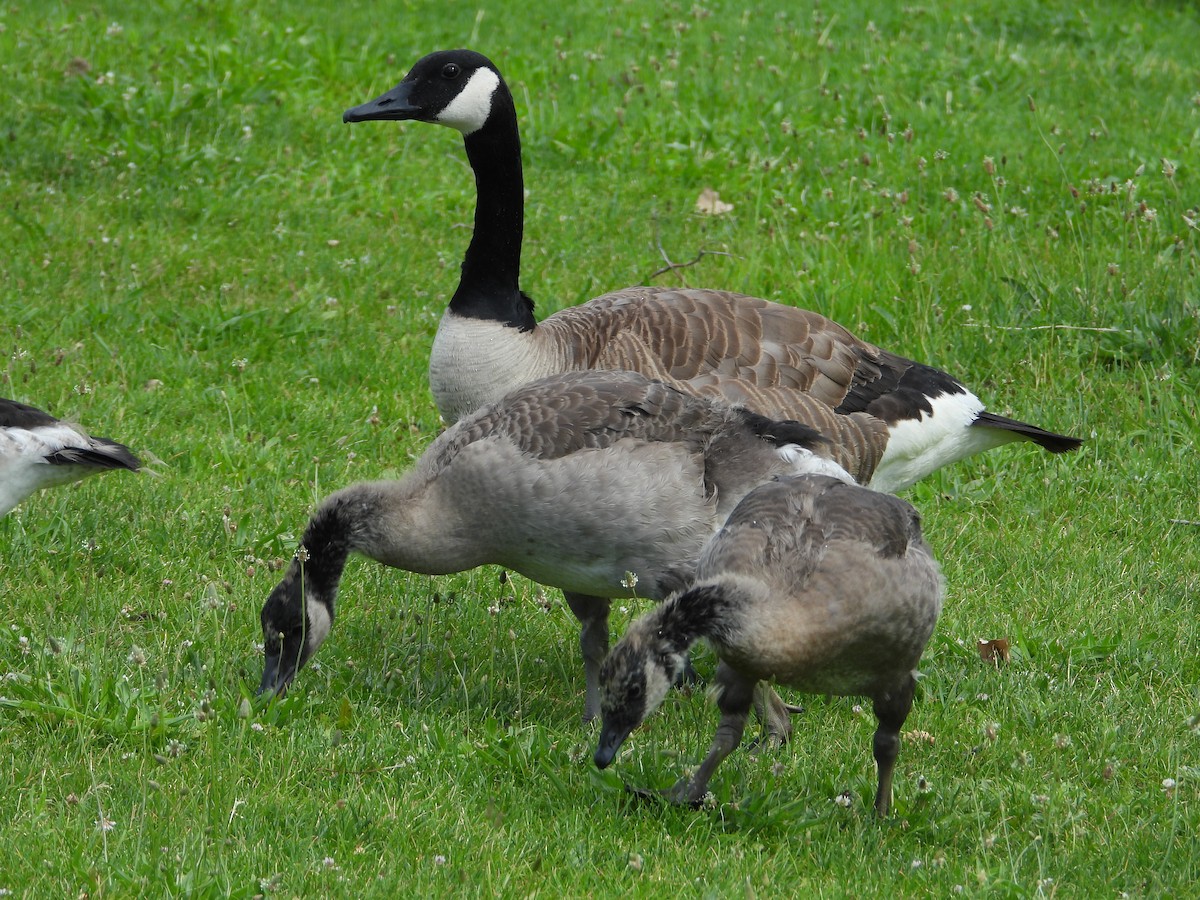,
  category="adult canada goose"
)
[258,370,865,728]
[0,398,141,516]
[594,474,944,816]
[342,49,1082,493]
